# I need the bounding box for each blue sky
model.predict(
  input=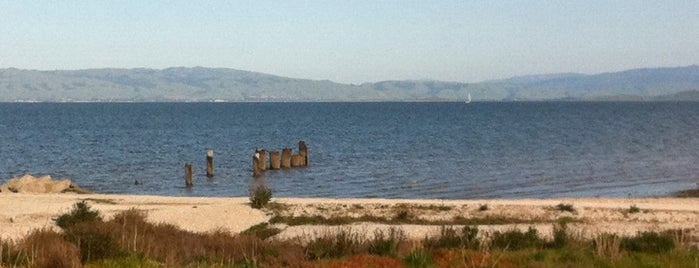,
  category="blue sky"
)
[1,1,697,83]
